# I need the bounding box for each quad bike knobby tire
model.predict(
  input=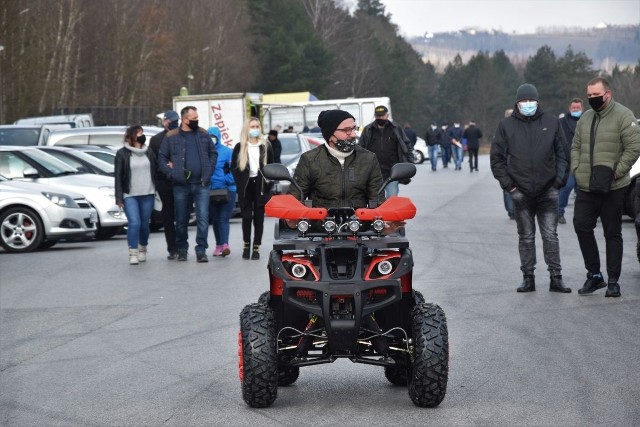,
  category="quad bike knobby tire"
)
[407,303,449,407]
[383,290,426,386]
[277,354,300,386]
[255,292,300,386]
[239,303,278,407]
